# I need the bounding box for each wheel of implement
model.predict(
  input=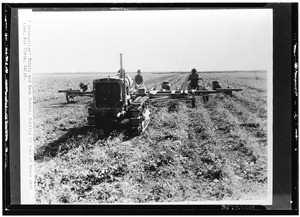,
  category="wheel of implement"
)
[191,98,196,108]
[66,93,75,103]
[198,86,209,103]
[130,97,151,135]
